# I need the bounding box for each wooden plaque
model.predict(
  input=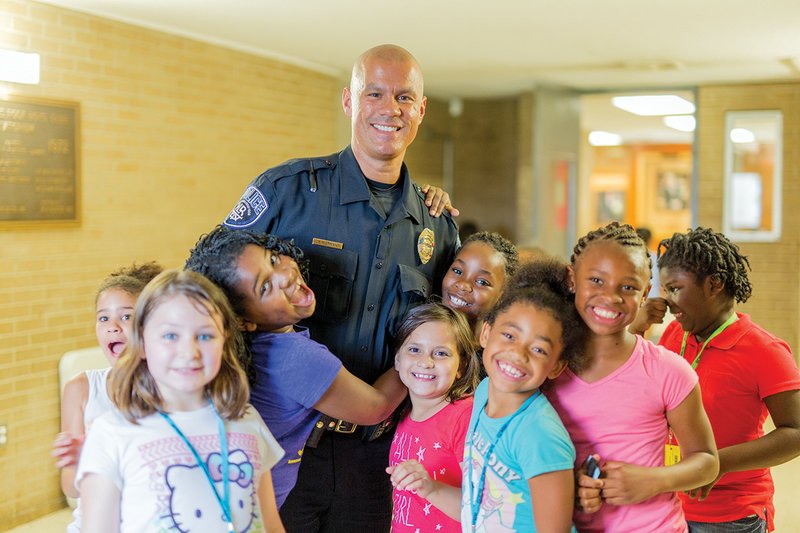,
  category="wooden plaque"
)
[0,96,80,223]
